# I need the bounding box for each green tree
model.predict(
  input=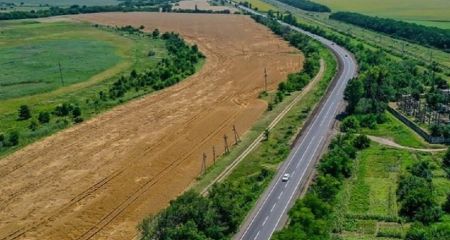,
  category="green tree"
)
[340,116,360,133]
[18,105,31,120]
[353,134,370,149]
[344,78,364,113]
